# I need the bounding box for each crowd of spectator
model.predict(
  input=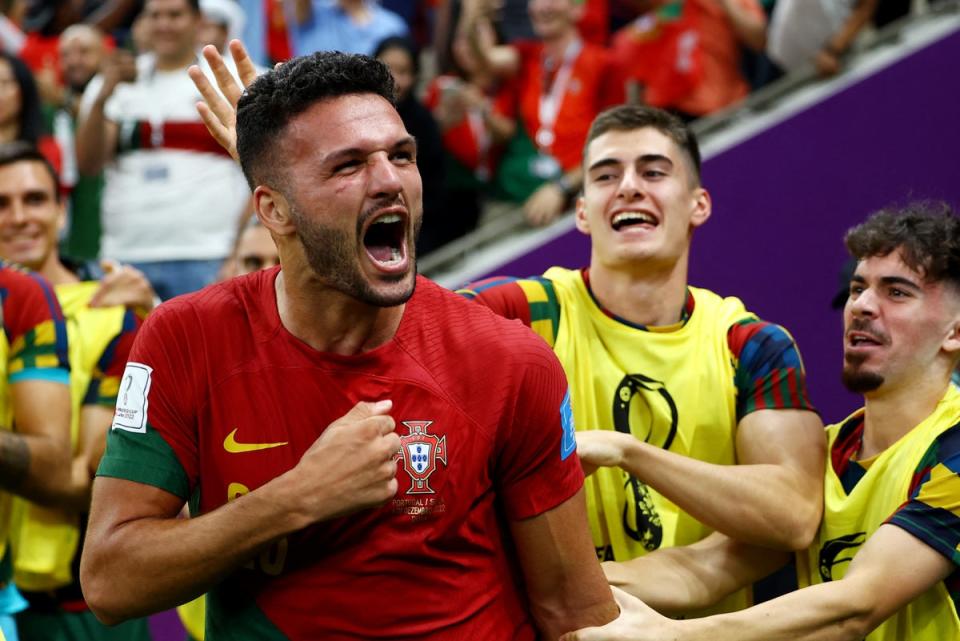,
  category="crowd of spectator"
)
[0,0,945,295]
